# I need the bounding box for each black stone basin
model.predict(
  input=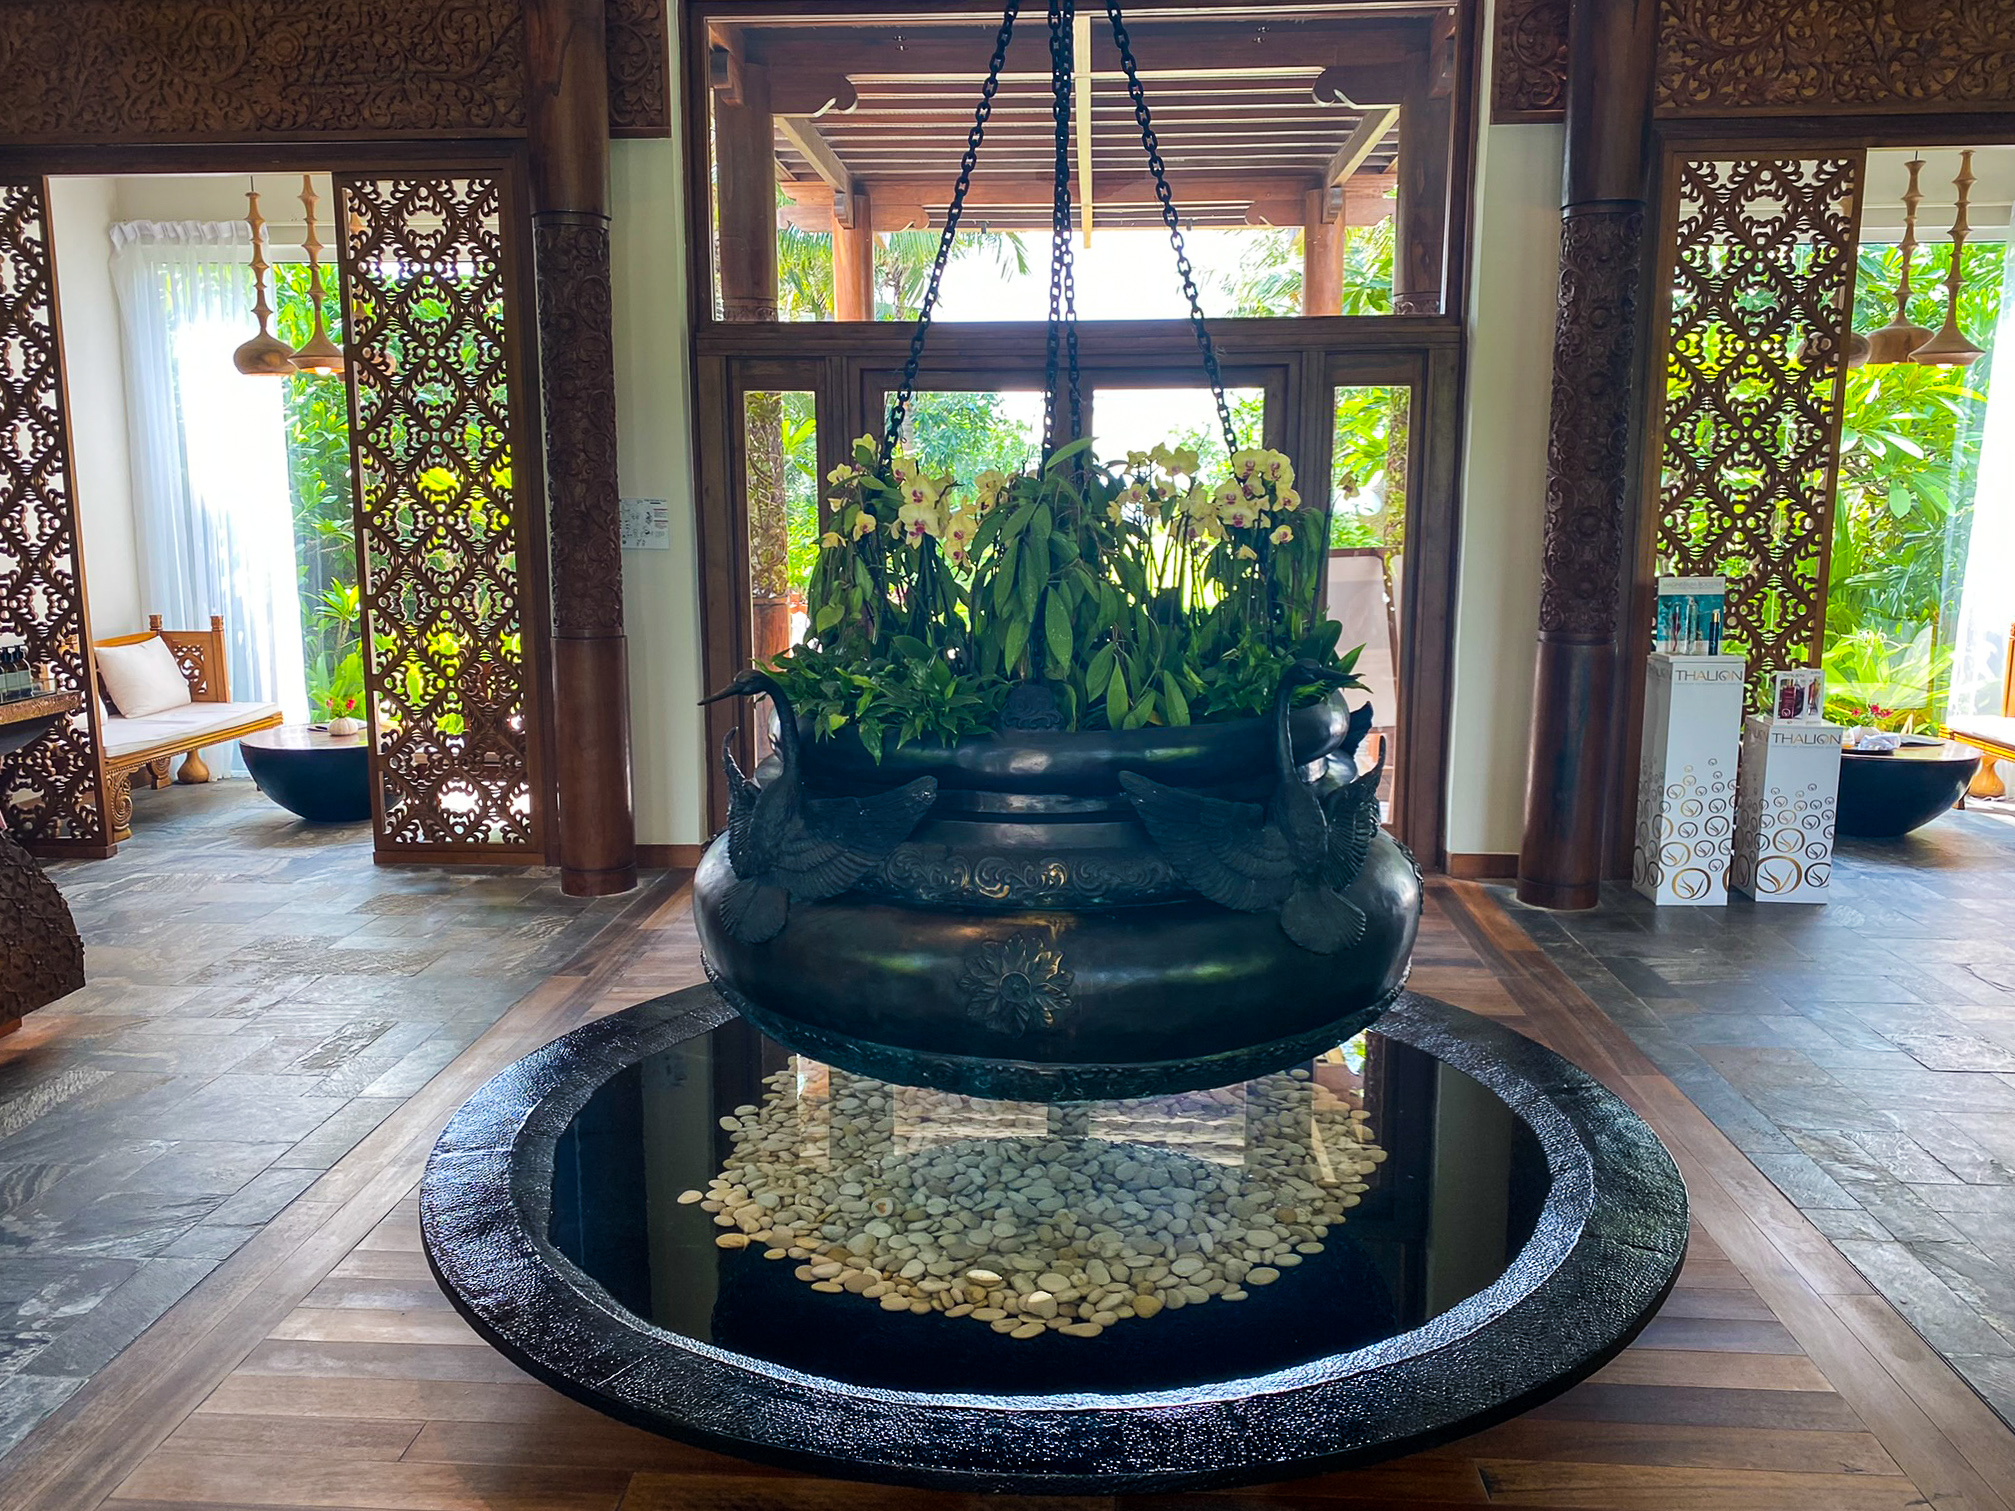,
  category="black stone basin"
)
[420,986,1688,1494]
